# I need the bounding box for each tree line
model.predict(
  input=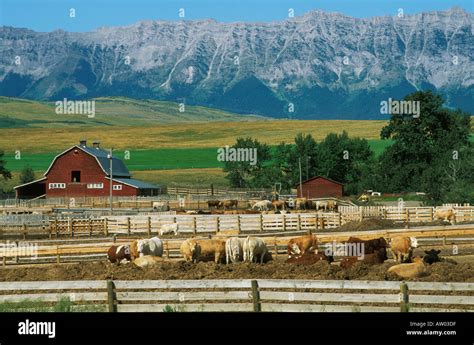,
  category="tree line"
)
[222,91,473,204]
